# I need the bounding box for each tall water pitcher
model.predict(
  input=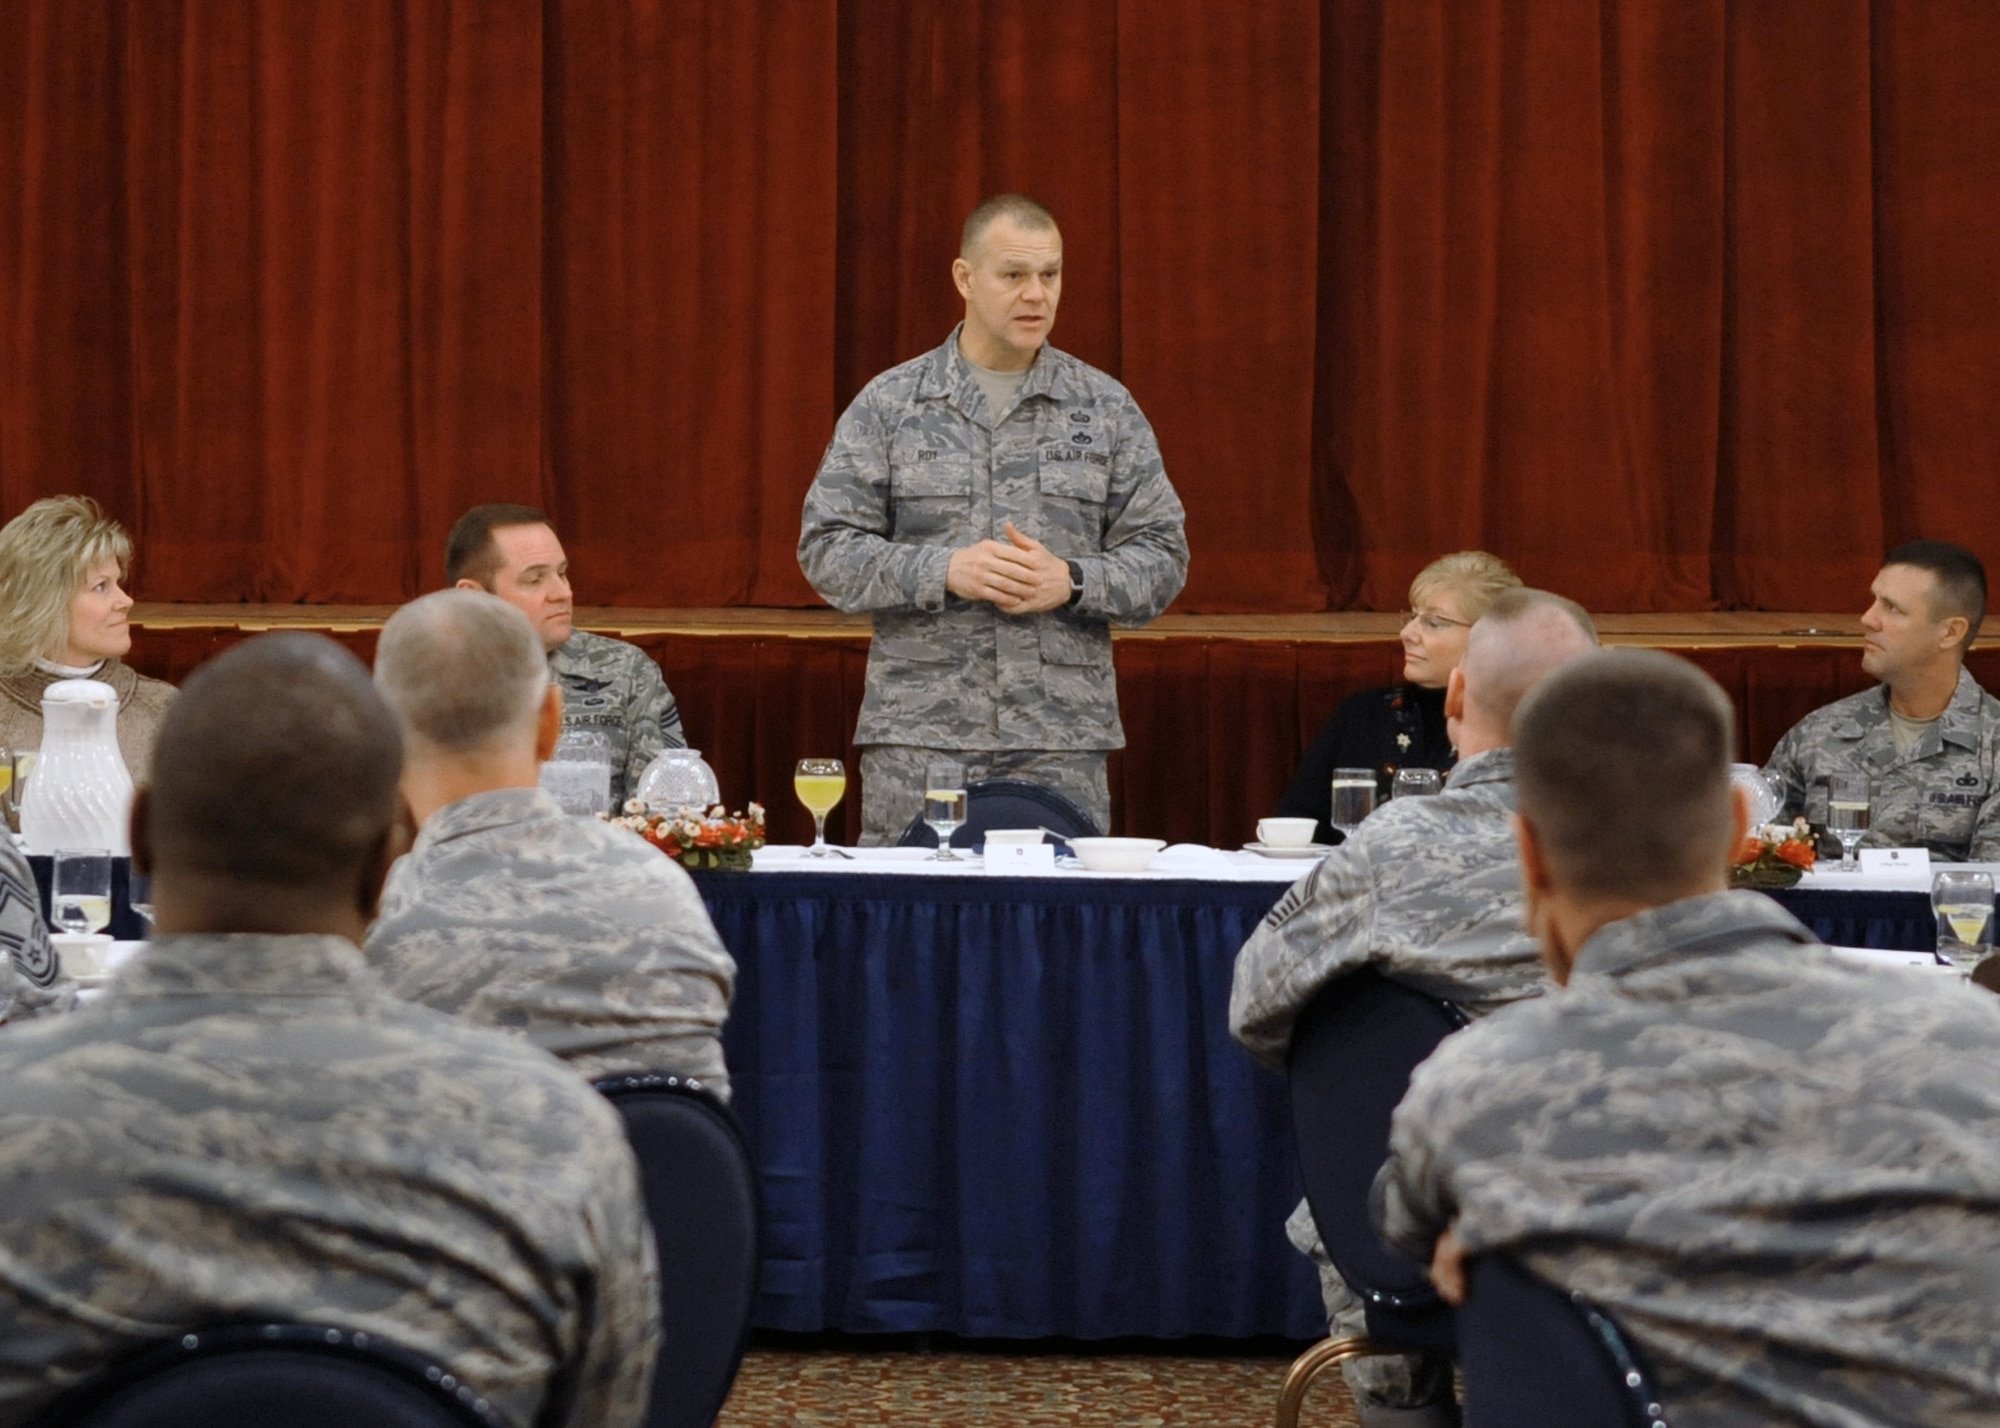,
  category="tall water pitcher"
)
[21,679,134,855]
